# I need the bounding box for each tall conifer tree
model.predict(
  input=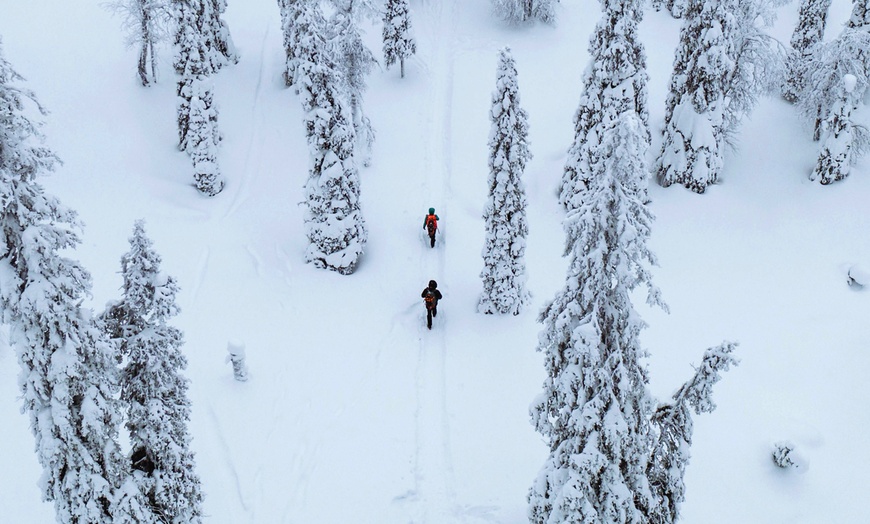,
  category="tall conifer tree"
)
[783,0,832,102]
[479,48,531,315]
[799,13,870,172]
[293,4,368,274]
[174,0,225,195]
[0,40,131,524]
[326,6,377,166]
[383,0,417,78]
[811,74,863,184]
[560,0,649,210]
[655,0,737,193]
[103,221,204,523]
[530,109,663,524]
[280,0,326,89]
